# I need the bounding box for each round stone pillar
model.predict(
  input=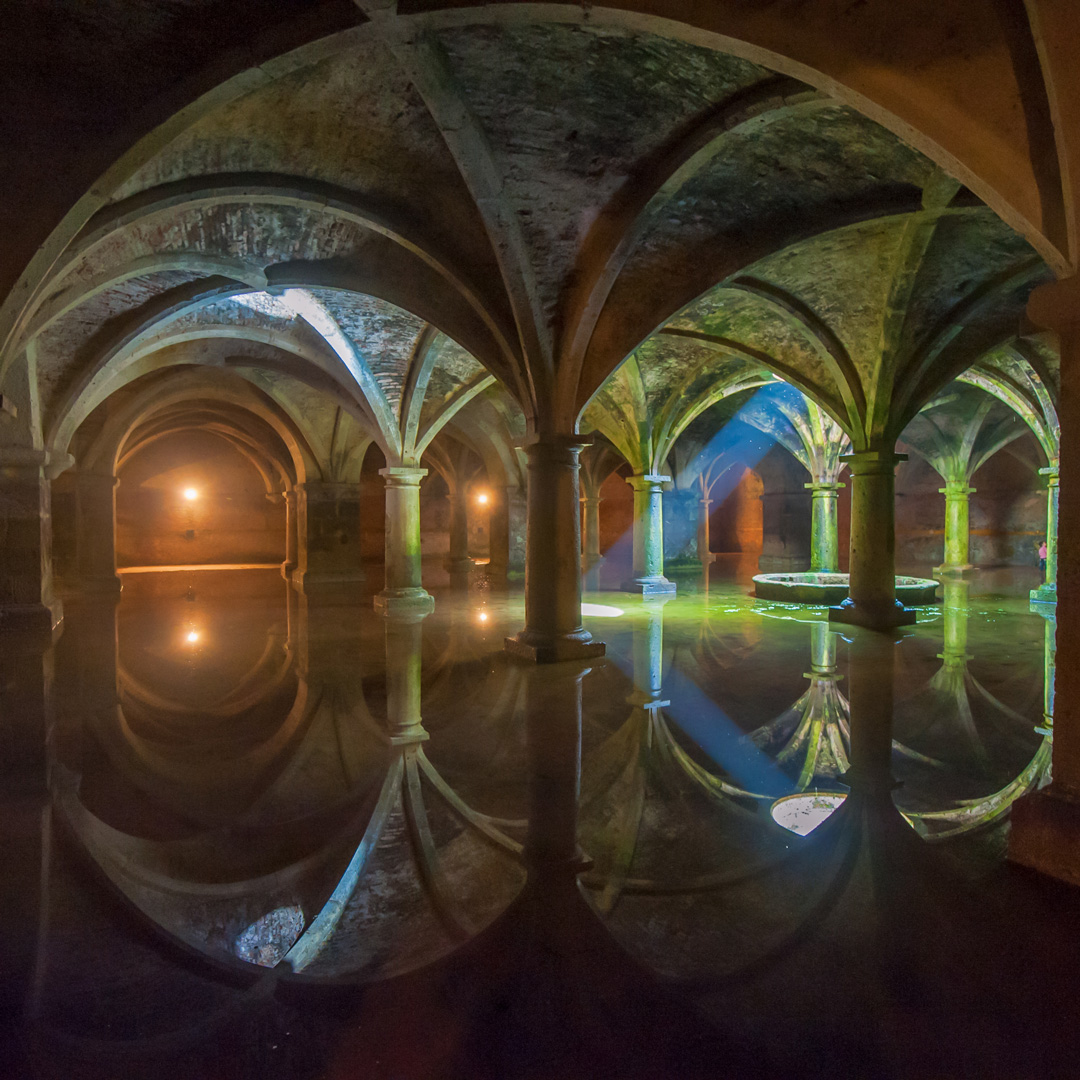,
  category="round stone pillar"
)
[445,489,474,573]
[384,611,430,744]
[73,471,121,593]
[829,450,914,630]
[622,474,676,596]
[487,485,510,579]
[581,494,603,566]
[505,436,604,663]
[1032,464,1059,604]
[805,481,843,573]
[630,598,668,708]
[696,496,714,565]
[281,488,298,581]
[375,467,434,615]
[934,480,975,576]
